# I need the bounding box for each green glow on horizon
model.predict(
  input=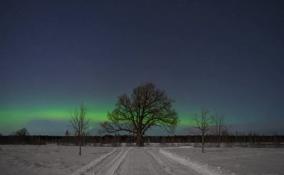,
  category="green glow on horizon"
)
[0,103,199,133]
[0,104,110,131]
